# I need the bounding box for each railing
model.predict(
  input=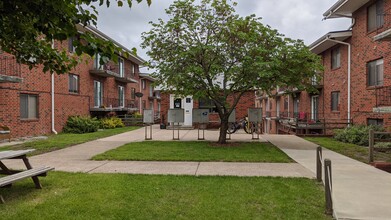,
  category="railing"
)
[92,63,137,81]
[91,98,139,110]
[375,86,391,107]
[0,55,21,78]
